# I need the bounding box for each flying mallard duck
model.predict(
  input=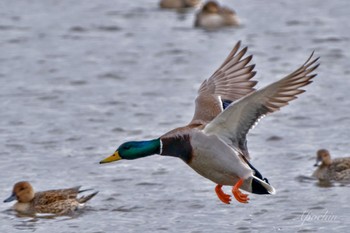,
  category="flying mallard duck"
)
[313,149,350,182]
[4,181,98,216]
[194,1,240,29]
[100,41,319,204]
